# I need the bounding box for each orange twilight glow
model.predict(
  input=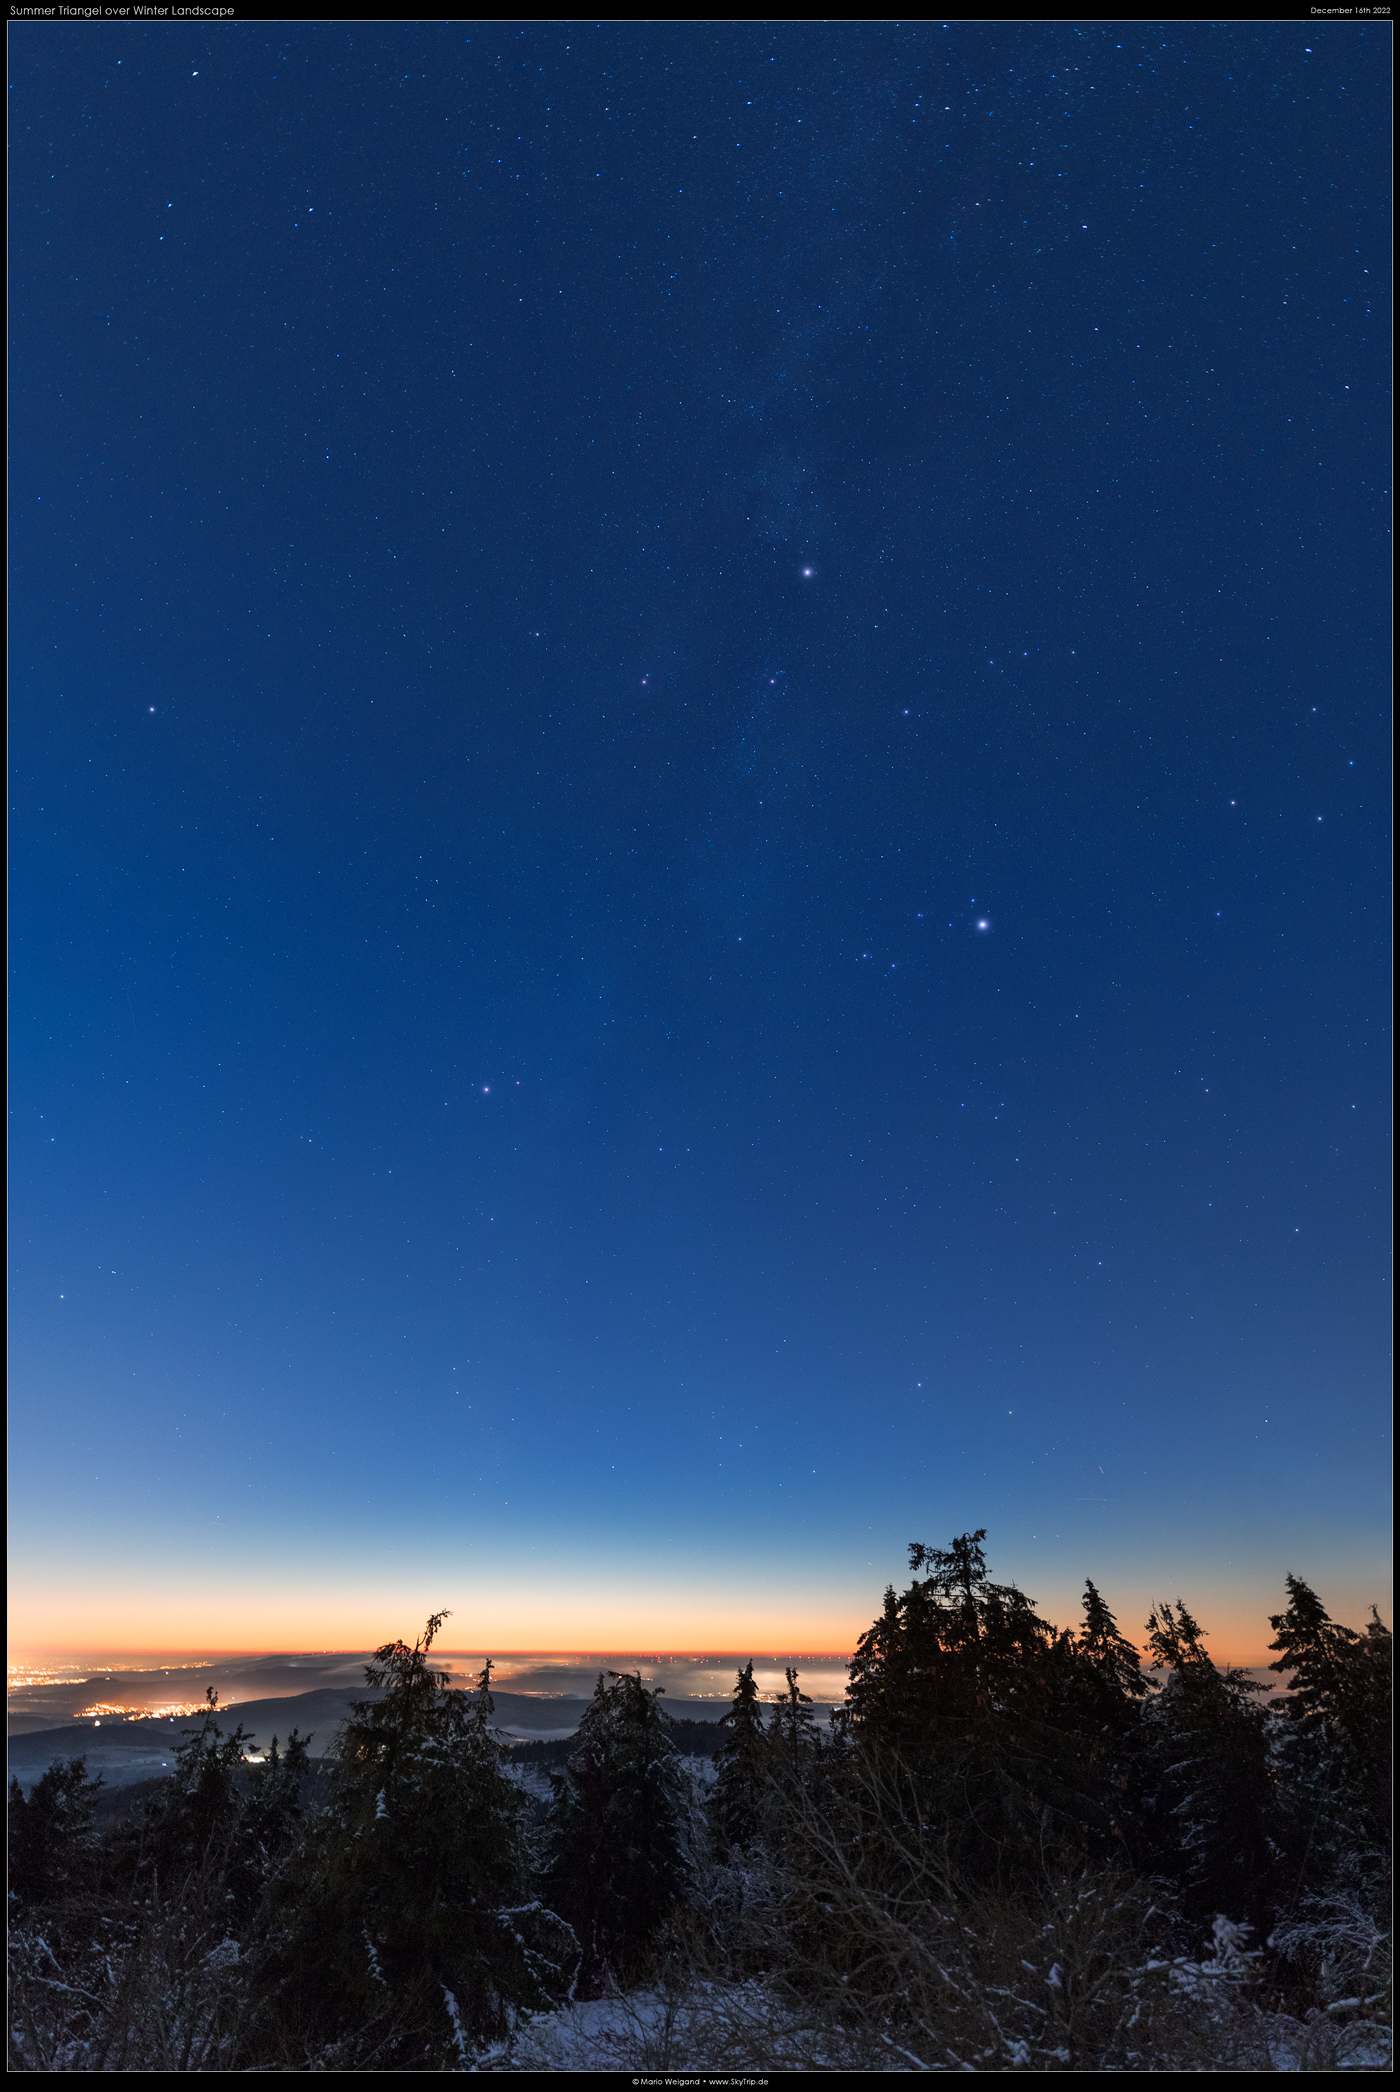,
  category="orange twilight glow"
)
[10,1564,1374,1673]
